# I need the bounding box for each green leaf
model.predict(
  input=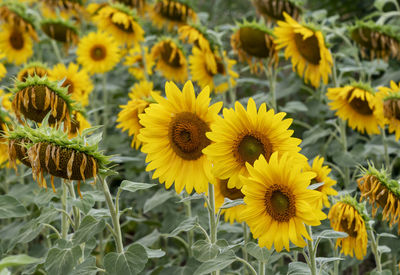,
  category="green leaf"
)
[219,199,245,209]
[104,243,148,275]
[370,270,392,275]
[70,194,95,215]
[0,269,10,275]
[378,245,391,254]
[315,257,343,265]
[282,101,308,113]
[44,245,82,275]
[288,262,310,275]
[120,180,156,193]
[144,247,165,259]
[178,193,204,203]
[170,217,197,236]
[378,233,397,239]
[72,216,105,245]
[192,240,219,262]
[71,256,98,275]
[315,230,348,240]
[0,195,28,219]
[194,251,236,275]
[246,242,272,263]
[144,189,175,213]
[0,255,41,271]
